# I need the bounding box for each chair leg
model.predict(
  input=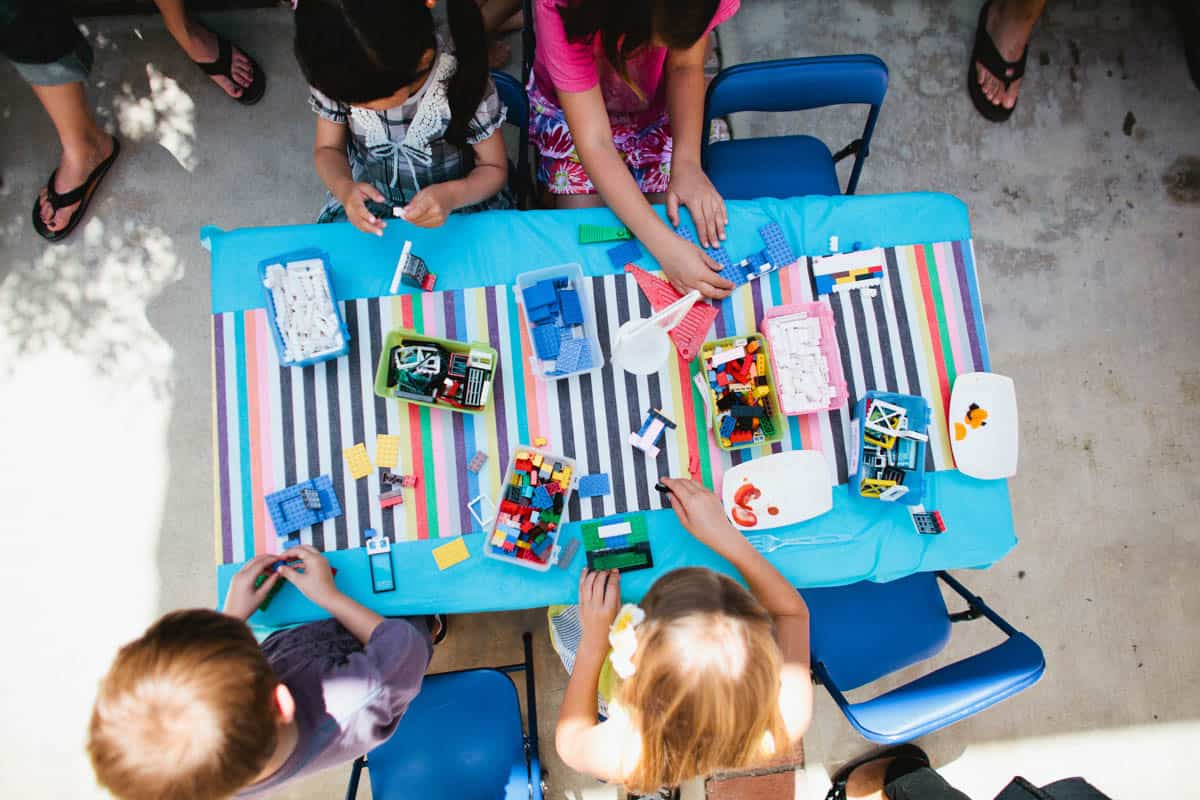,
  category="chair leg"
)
[344,756,366,800]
